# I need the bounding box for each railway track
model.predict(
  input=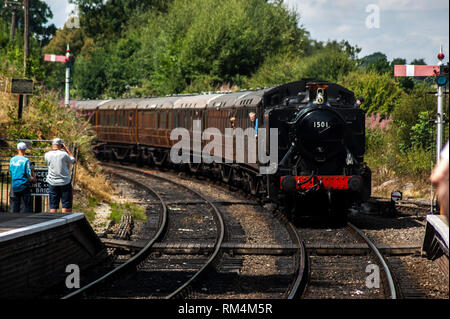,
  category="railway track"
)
[62,162,442,300]
[298,222,397,299]
[62,163,307,299]
[62,164,223,299]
